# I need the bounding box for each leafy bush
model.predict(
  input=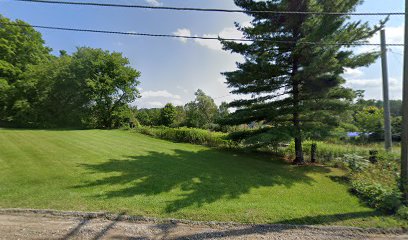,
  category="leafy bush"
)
[134,126,232,147]
[350,180,401,212]
[344,154,402,213]
[397,206,408,220]
[341,154,370,172]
